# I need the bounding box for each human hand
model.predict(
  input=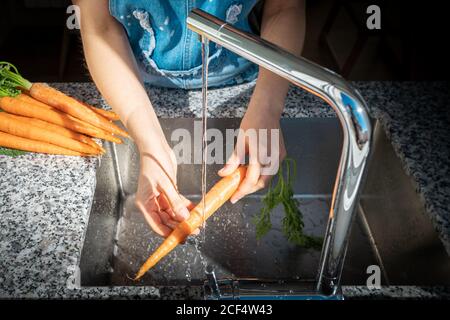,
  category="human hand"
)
[135,140,197,237]
[218,103,286,203]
